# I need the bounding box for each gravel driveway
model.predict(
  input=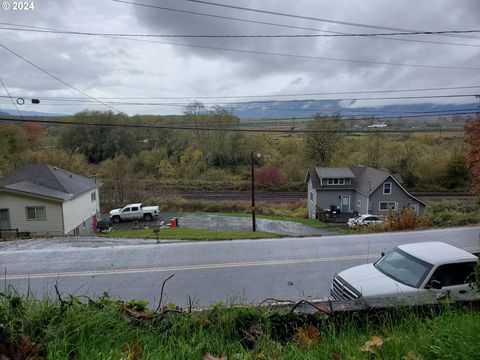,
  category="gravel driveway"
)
[112,213,343,237]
